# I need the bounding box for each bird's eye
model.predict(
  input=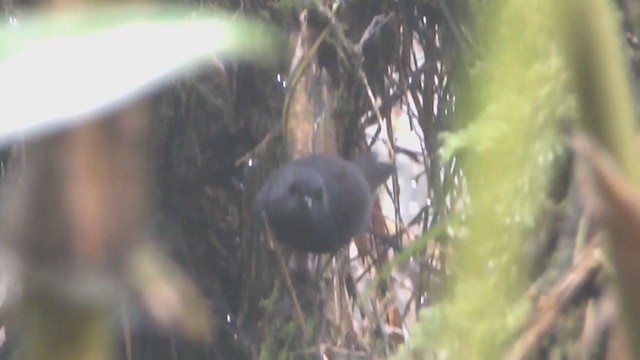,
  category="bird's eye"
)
[288,183,298,195]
